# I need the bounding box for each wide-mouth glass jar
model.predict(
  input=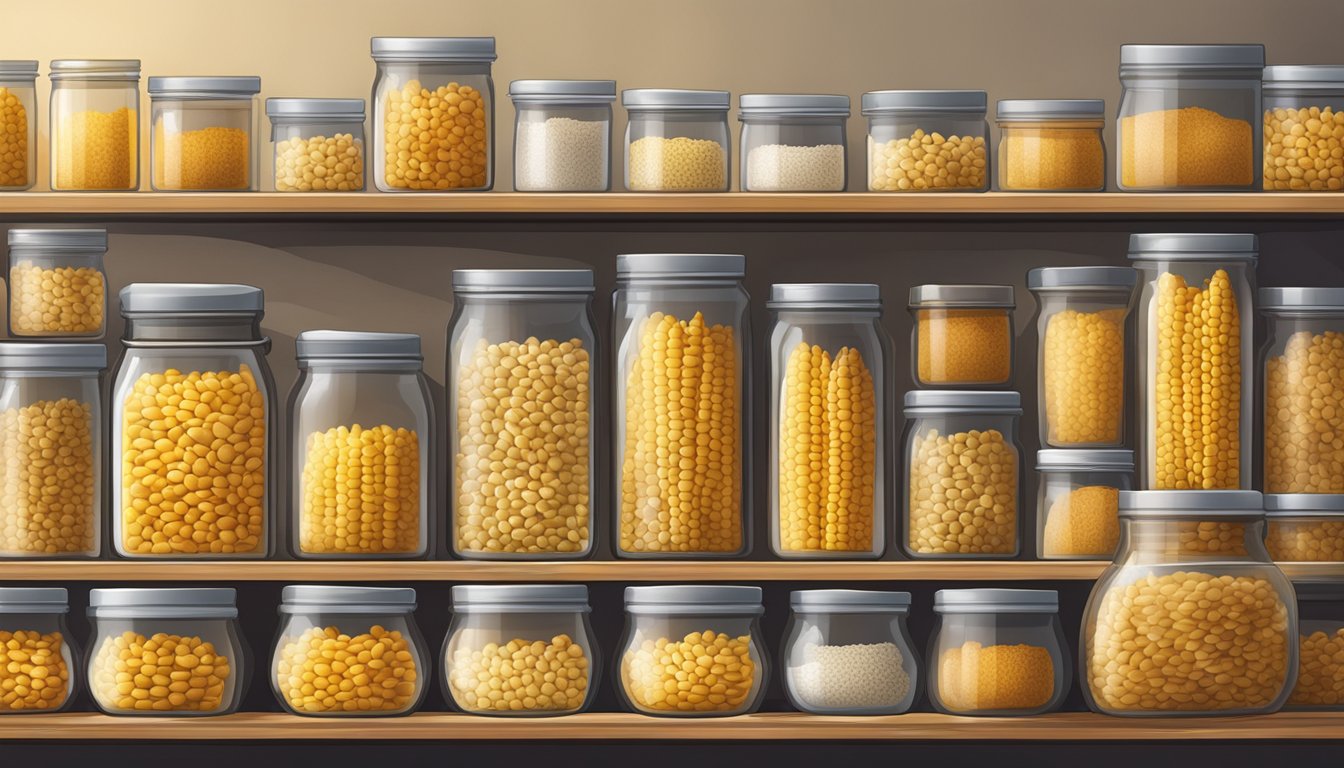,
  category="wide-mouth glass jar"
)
[149,76,260,191]
[909,284,1015,388]
[88,588,245,716]
[290,331,432,559]
[1263,66,1344,192]
[929,589,1069,716]
[0,61,37,191]
[111,283,275,559]
[739,94,849,192]
[49,59,140,191]
[623,89,730,192]
[1036,449,1133,560]
[996,99,1105,191]
[0,588,77,714]
[443,584,597,717]
[1266,494,1344,563]
[618,585,766,717]
[783,590,918,715]
[266,98,365,192]
[509,80,615,192]
[449,269,596,559]
[371,36,496,192]
[614,254,750,558]
[863,90,989,192]
[1289,587,1344,710]
[6,228,108,338]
